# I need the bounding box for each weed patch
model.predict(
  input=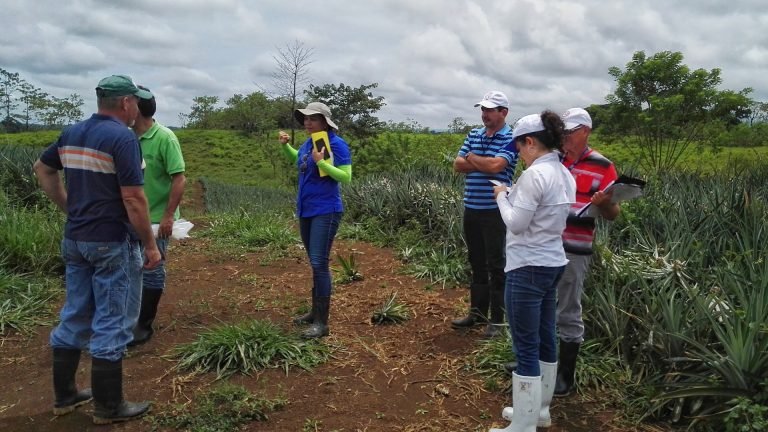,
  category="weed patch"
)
[151,383,286,431]
[0,270,59,334]
[172,319,330,378]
